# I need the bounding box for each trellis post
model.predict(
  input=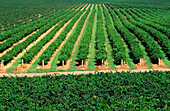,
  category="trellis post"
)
[102,59,104,66]
[158,58,160,66]
[21,59,24,66]
[82,60,84,66]
[121,59,123,66]
[0,60,4,68]
[62,60,64,67]
[42,60,44,67]
[140,58,142,66]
